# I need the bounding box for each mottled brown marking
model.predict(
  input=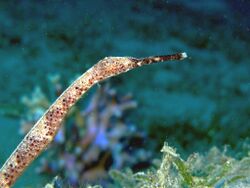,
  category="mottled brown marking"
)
[0,52,187,187]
